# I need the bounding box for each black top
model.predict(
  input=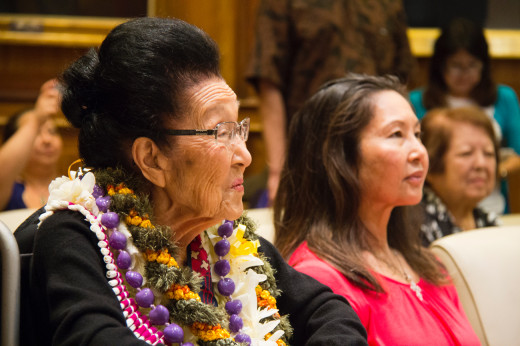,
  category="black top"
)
[15,208,367,346]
